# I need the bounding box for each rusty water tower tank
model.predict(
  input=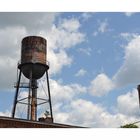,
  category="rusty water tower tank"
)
[19,36,47,79]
